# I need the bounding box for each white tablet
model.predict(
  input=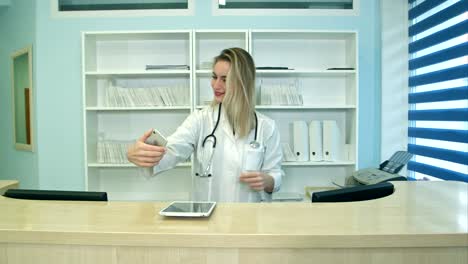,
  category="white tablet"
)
[159,201,216,217]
